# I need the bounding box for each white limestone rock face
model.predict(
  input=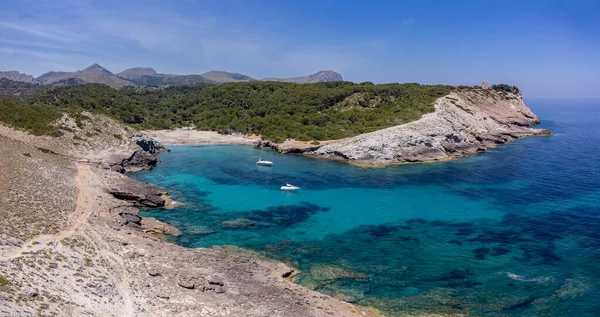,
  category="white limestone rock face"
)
[309,90,550,164]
